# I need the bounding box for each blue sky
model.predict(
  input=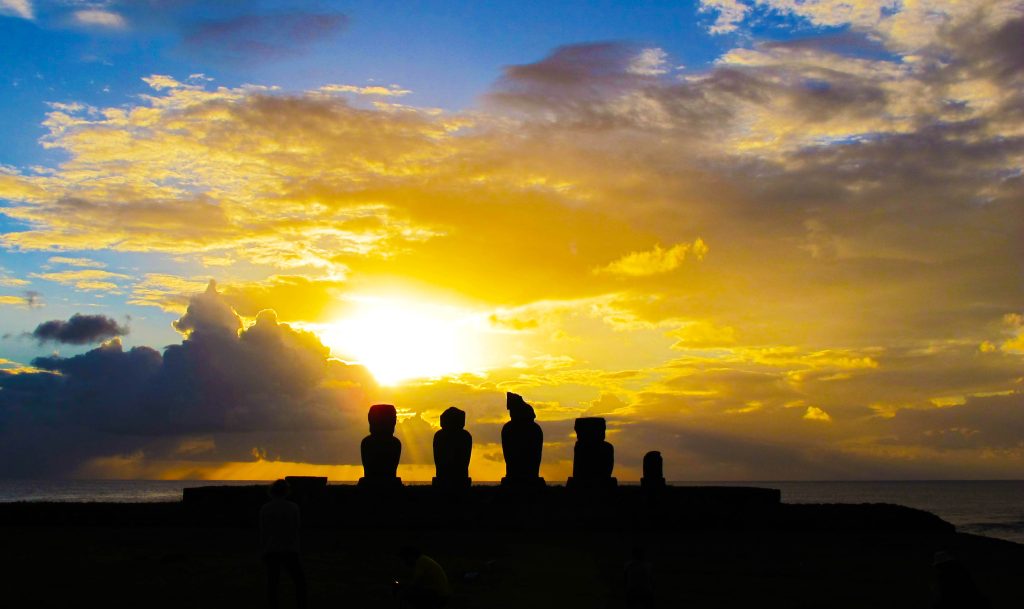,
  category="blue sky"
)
[1,0,1022,480]
[0,1,757,167]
